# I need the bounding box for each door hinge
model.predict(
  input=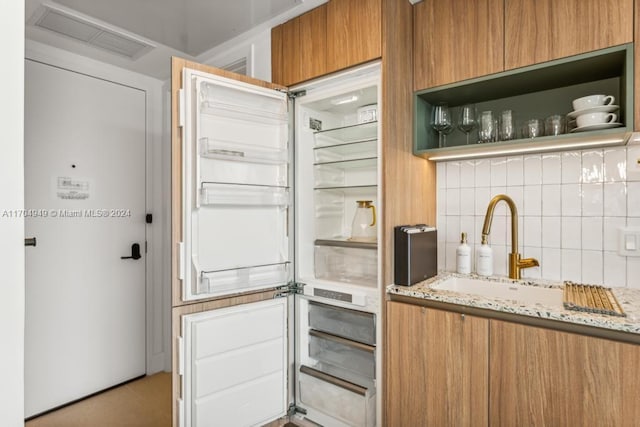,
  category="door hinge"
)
[288,403,307,417]
[287,90,306,99]
[178,88,185,128]
[177,336,184,376]
[274,282,305,298]
[178,242,185,281]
